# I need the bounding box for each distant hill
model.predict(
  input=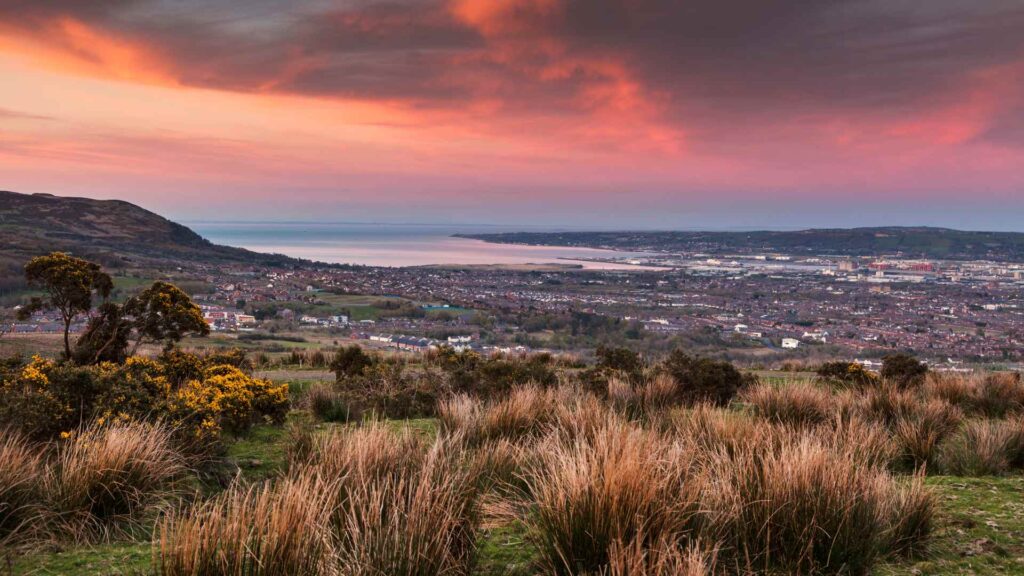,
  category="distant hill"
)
[0,190,303,276]
[457,227,1024,262]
